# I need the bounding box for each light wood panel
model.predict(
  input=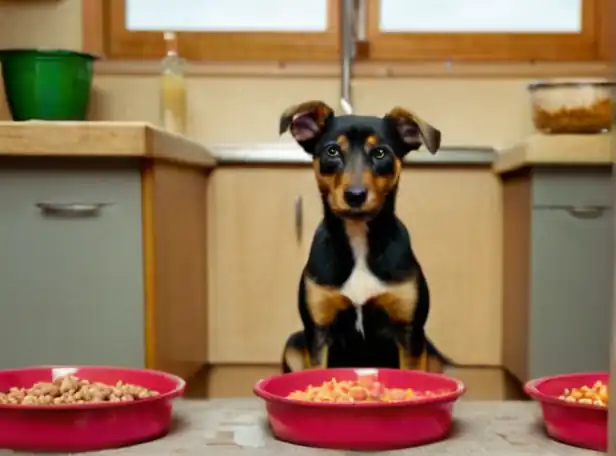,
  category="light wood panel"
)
[93,60,612,79]
[493,134,612,175]
[206,166,322,363]
[0,121,216,168]
[207,165,503,366]
[143,162,210,379]
[501,173,532,382]
[396,166,503,365]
